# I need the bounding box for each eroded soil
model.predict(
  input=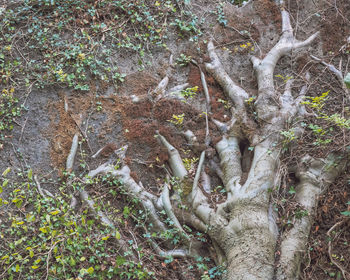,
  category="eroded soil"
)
[0,0,349,279]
